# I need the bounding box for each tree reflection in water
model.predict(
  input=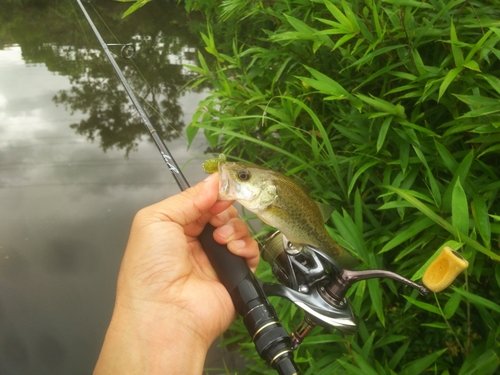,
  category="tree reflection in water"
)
[1,0,206,156]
